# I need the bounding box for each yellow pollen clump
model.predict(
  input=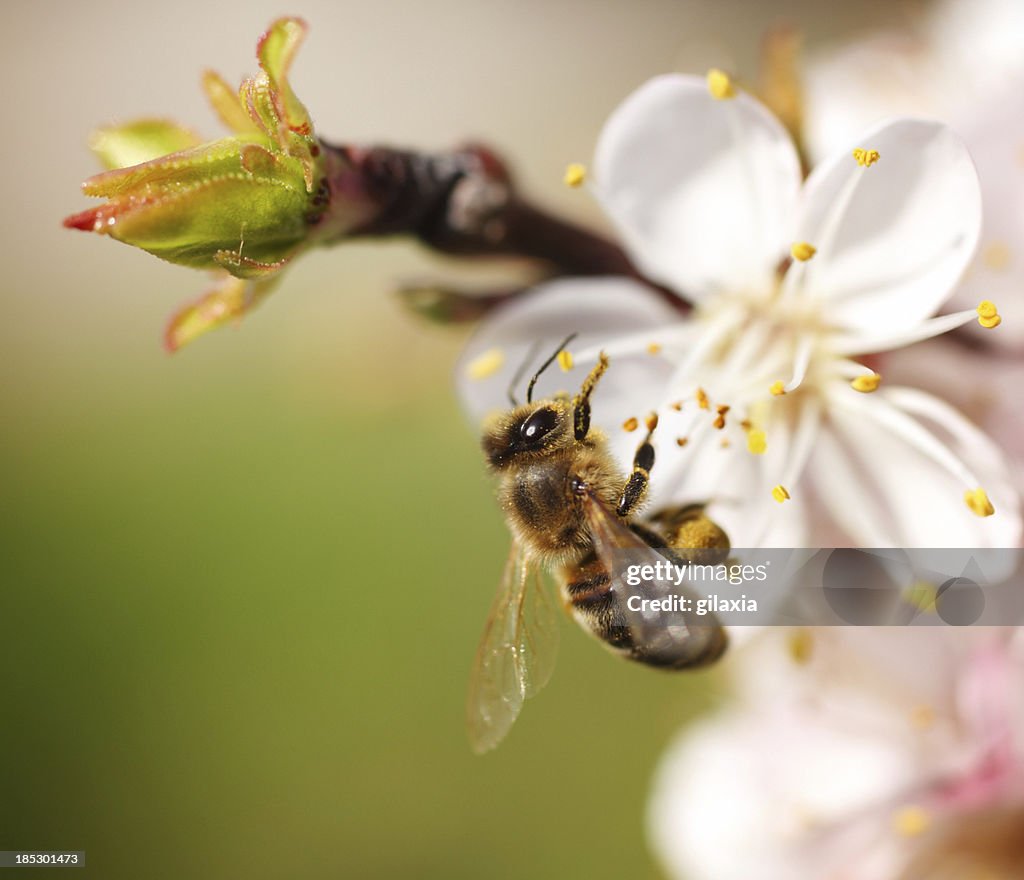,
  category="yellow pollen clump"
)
[892,806,931,838]
[747,429,767,455]
[787,628,813,665]
[676,436,689,447]
[563,163,587,188]
[557,349,574,372]
[465,347,505,380]
[852,148,880,167]
[977,300,1002,329]
[851,373,882,393]
[965,487,995,517]
[645,412,659,432]
[647,342,662,355]
[772,485,790,503]
[623,417,639,432]
[910,705,936,730]
[770,380,786,396]
[706,68,736,100]
[791,241,817,261]
[696,388,710,410]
